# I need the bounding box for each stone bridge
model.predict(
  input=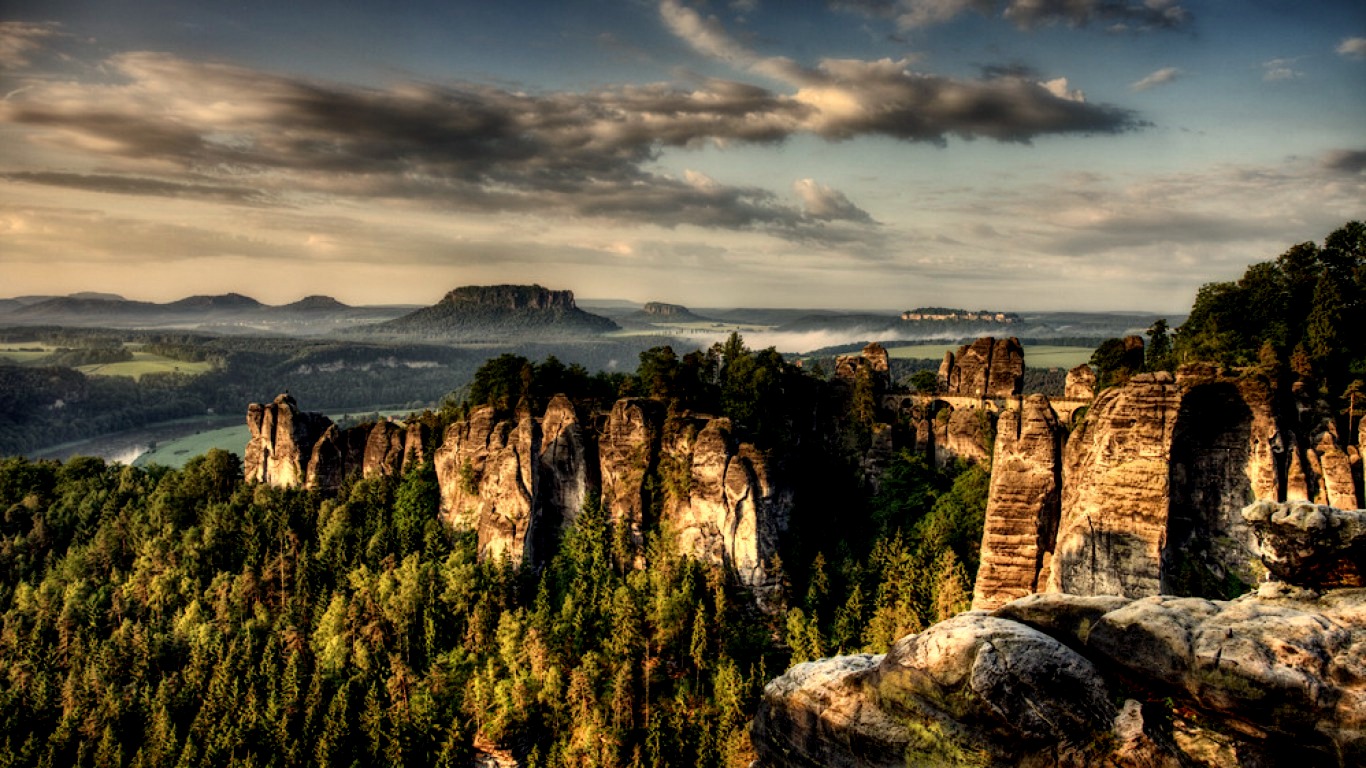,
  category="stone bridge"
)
[883,393,1093,424]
